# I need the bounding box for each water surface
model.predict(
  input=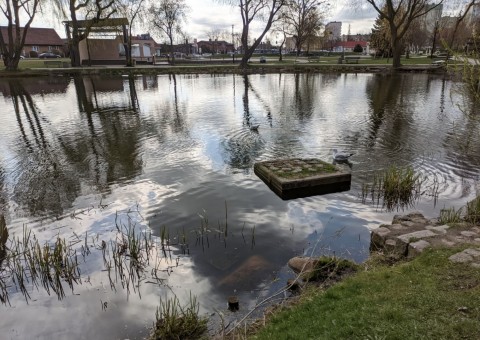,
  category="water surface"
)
[0,73,479,339]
